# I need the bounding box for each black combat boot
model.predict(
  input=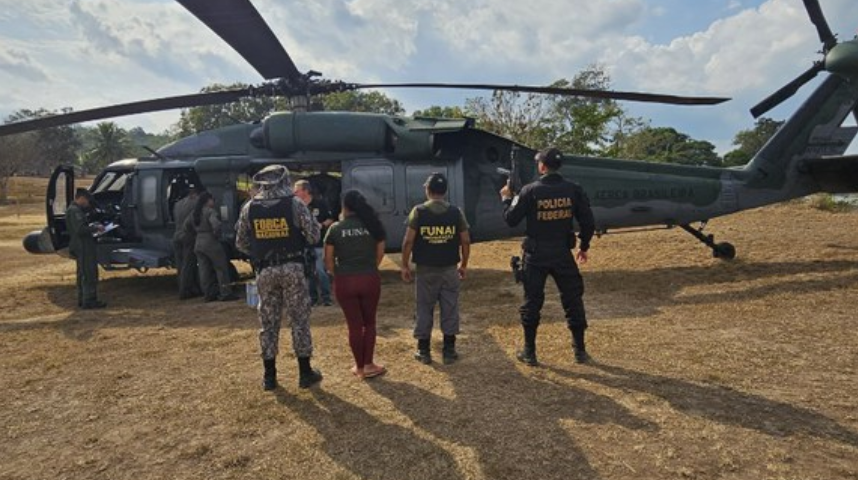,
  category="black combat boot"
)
[516,325,539,366]
[414,339,432,364]
[262,358,277,391]
[297,357,323,389]
[82,300,107,310]
[442,335,459,364]
[572,329,591,364]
